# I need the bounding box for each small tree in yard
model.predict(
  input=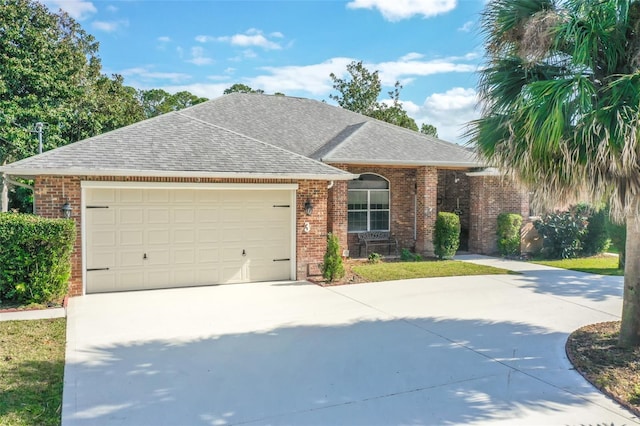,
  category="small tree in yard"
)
[497,213,522,257]
[322,233,345,282]
[434,212,460,259]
